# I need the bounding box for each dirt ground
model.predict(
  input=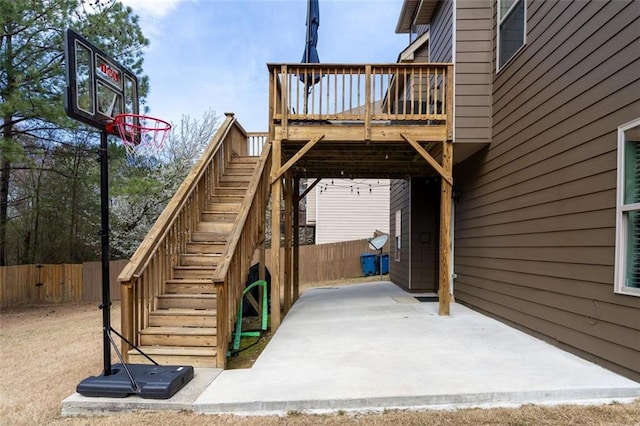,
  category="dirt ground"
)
[1,283,639,425]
